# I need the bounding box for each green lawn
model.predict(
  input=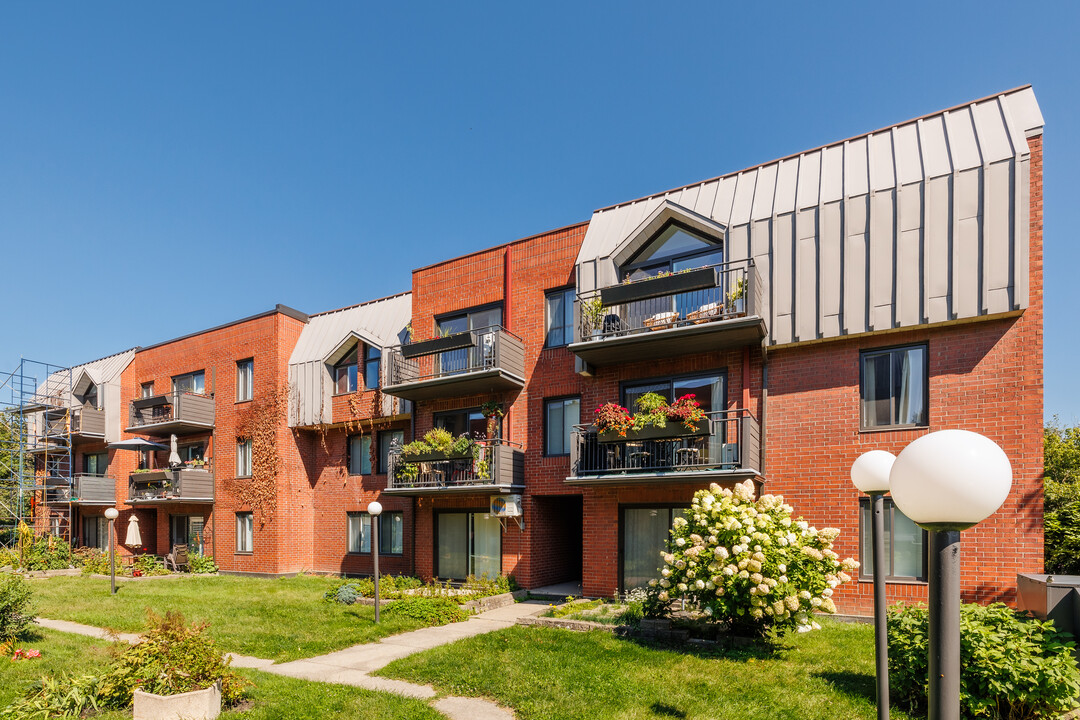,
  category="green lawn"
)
[0,629,442,719]
[379,621,915,720]
[26,574,434,661]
